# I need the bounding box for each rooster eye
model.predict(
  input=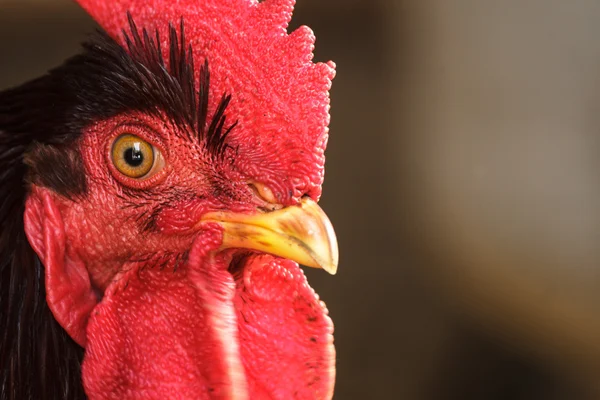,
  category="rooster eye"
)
[111,134,158,179]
